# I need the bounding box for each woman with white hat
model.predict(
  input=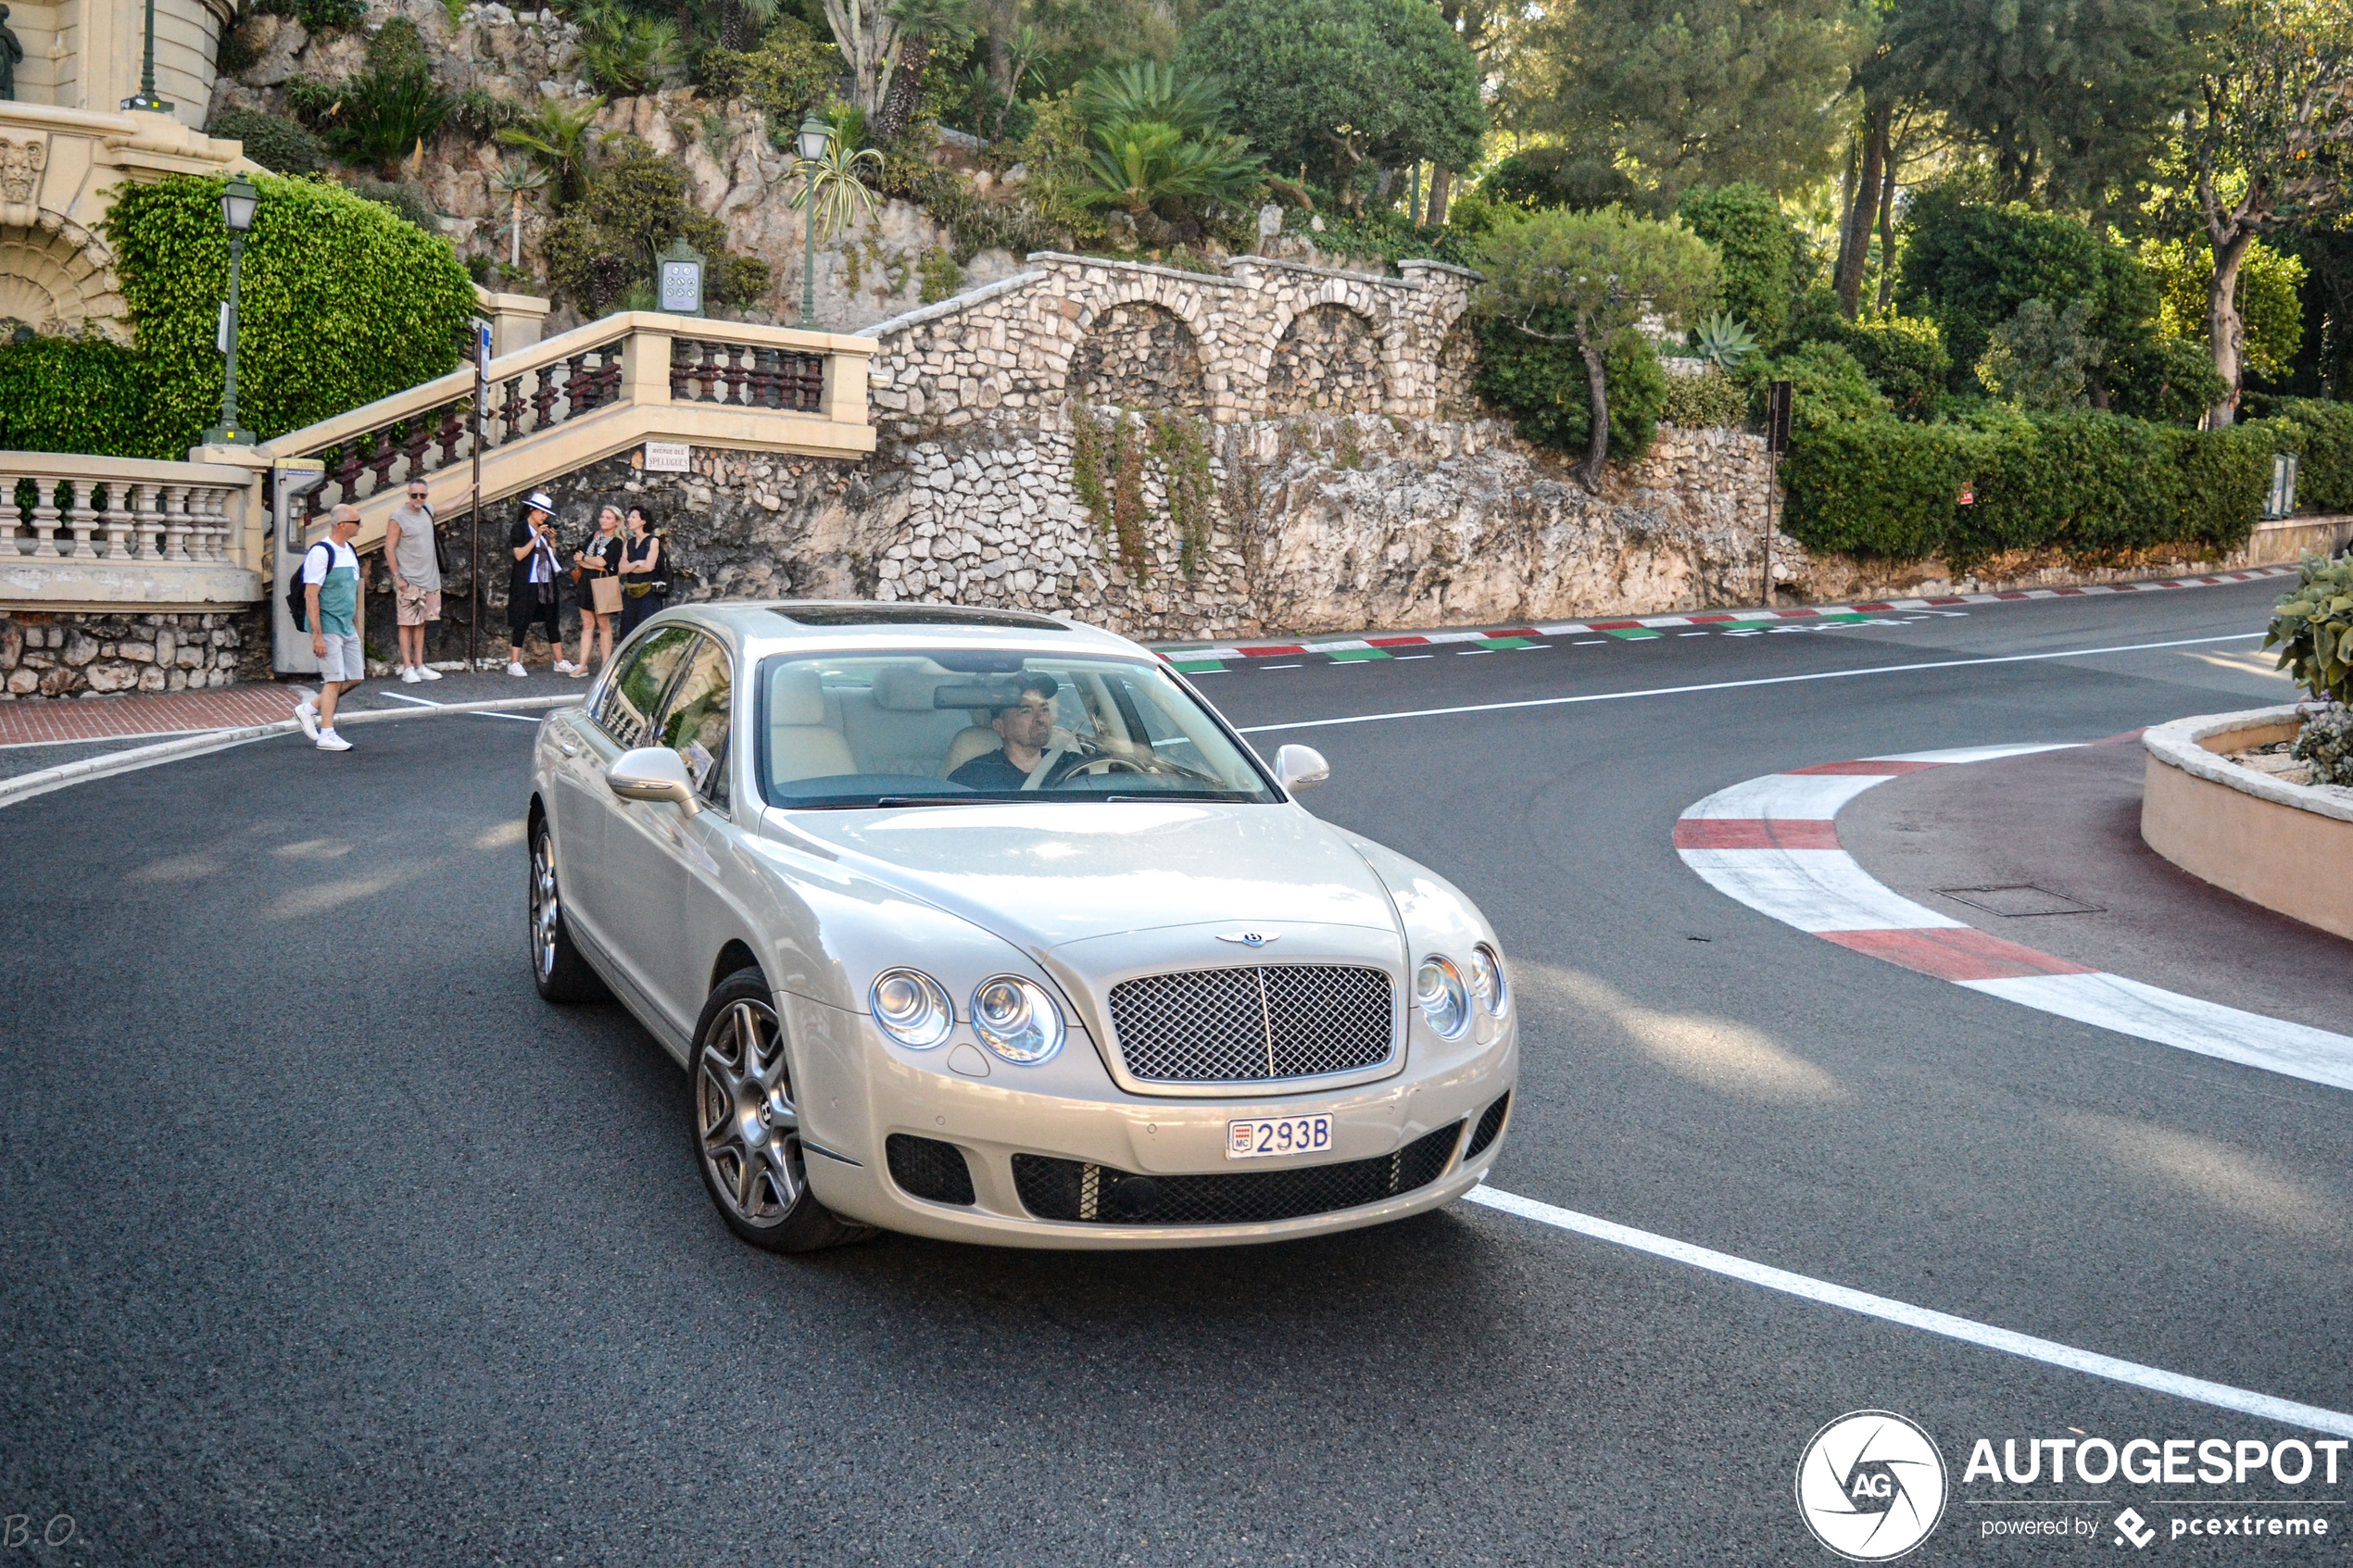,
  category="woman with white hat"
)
[506,491,573,677]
